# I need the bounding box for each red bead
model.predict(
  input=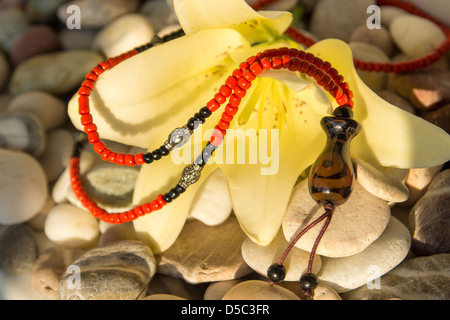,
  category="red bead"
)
[91,66,104,76]
[156,194,167,207]
[225,76,238,89]
[219,85,232,98]
[149,200,161,211]
[78,86,90,96]
[84,123,97,134]
[282,56,291,69]
[98,61,111,71]
[218,119,230,131]
[271,57,283,69]
[298,50,306,60]
[88,131,99,144]
[85,72,98,82]
[232,69,243,79]
[100,148,111,161]
[78,96,90,115]
[119,212,130,223]
[210,127,225,146]
[93,141,106,154]
[243,70,256,81]
[237,78,251,90]
[134,153,145,165]
[134,206,144,216]
[124,153,135,166]
[239,62,249,71]
[142,203,152,214]
[313,69,325,82]
[107,152,117,163]
[328,68,339,80]
[264,48,280,58]
[206,98,220,112]
[80,114,93,126]
[336,94,348,106]
[81,79,95,90]
[289,48,299,58]
[229,94,241,108]
[278,47,290,56]
[246,56,258,65]
[225,104,238,116]
[221,112,233,123]
[214,93,226,104]
[299,60,309,73]
[312,57,323,68]
[260,58,272,71]
[321,61,331,72]
[115,153,125,166]
[289,57,301,71]
[306,64,318,77]
[250,62,263,76]
[306,52,315,63]
[233,86,246,98]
